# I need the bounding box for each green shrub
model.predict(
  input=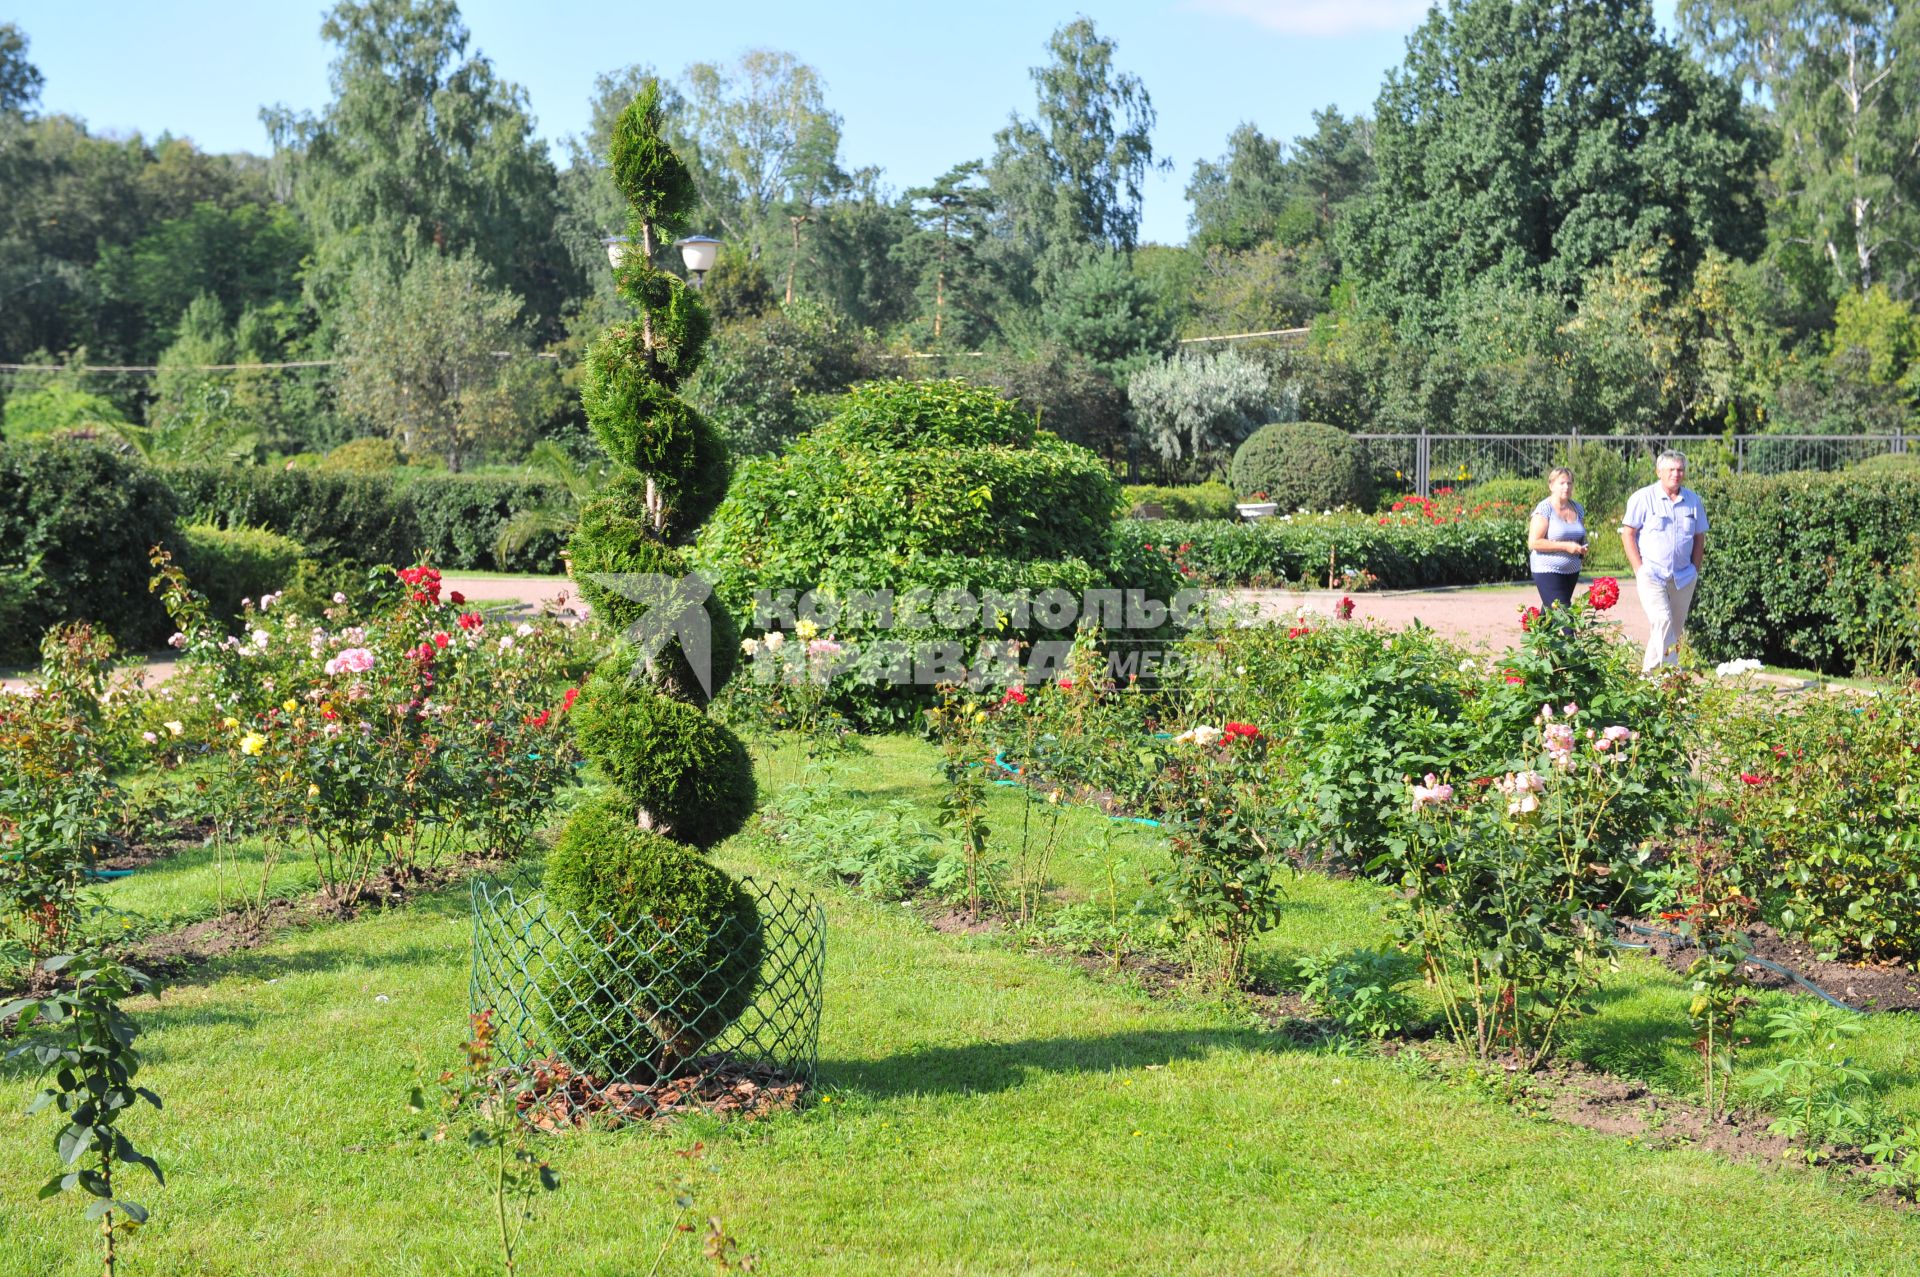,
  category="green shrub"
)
[570,664,755,846]
[1133,511,1529,589]
[1118,483,1238,521]
[1,385,129,441]
[0,441,179,661]
[829,378,1037,450]
[697,376,1149,724]
[1228,422,1364,512]
[1852,451,1920,475]
[537,791,762,1079]
[543,85,762,1081]
[179,524,306,623]
[165,465,570,573]
[1468,477,1549,510]
[318,436,403,472]
[1689,472,1920,674]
